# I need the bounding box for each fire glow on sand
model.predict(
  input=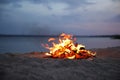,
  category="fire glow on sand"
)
[43,33,96,59]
